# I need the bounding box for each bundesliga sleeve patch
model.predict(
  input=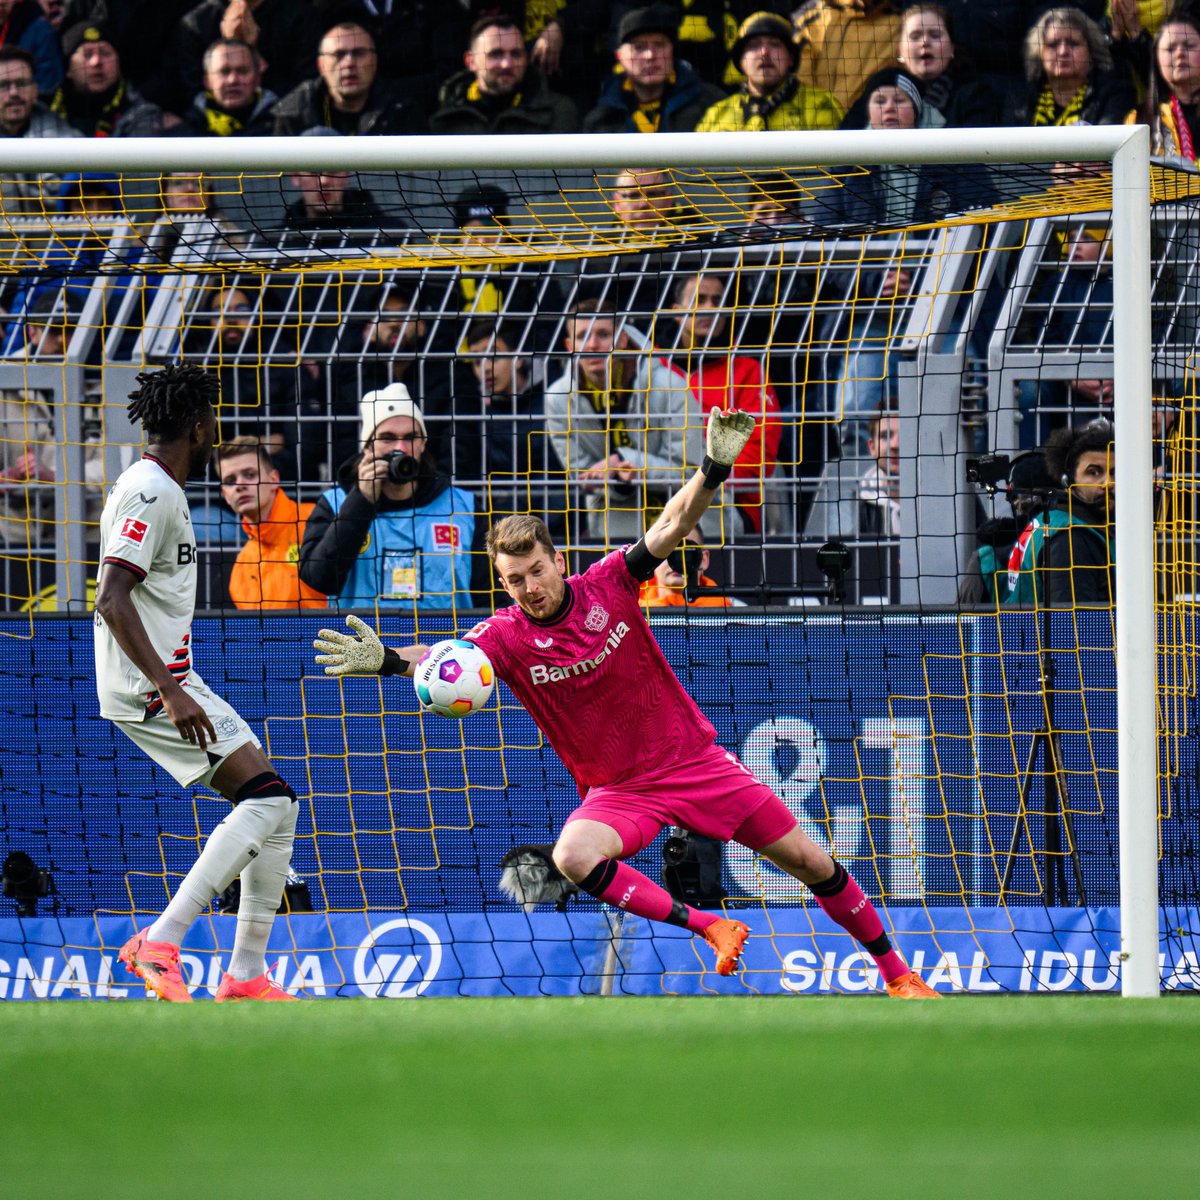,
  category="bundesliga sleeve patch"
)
[119,517,150,545]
